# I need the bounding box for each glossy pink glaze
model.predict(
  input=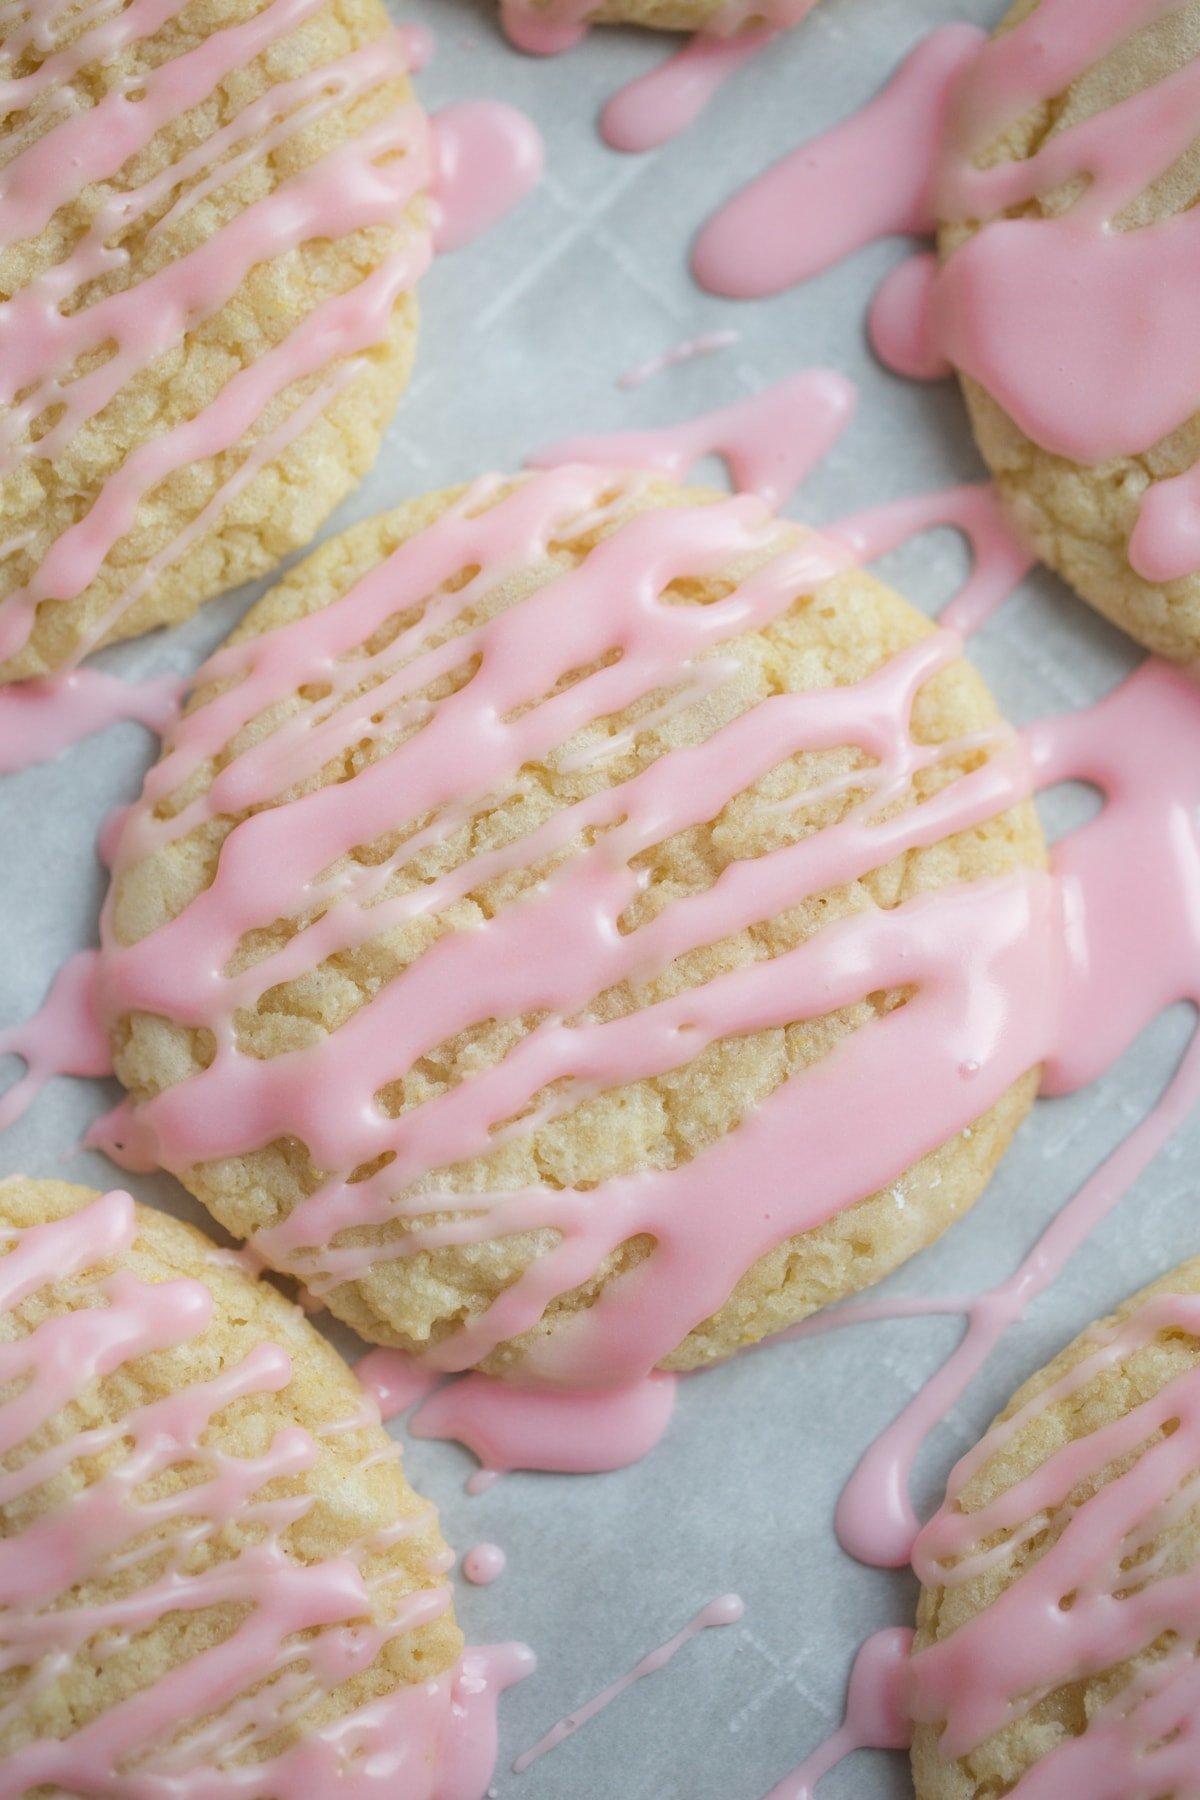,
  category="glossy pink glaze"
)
[829,482,1036,640]
[763,1627,913,1800]
[0,1186,530,1795]
[356,1346,441,1421]
[462,1543,507,1586]
[836,658,1200,1569]
[0,950,111,1135]
[95,466,1059,1395]
[533,371,857,510]
[430,102,544,254]
[512,1594,744,1773]
[0,2,430,673]
[692,26,983,298]
[600,30,775,154]
[410,1371,678,1475]
[0,669,180,775]
[617,330,740,391]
